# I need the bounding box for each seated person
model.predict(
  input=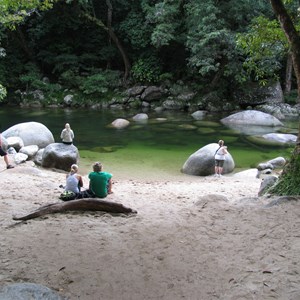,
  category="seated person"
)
[65,164,83,195]
[88,162,113,198]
